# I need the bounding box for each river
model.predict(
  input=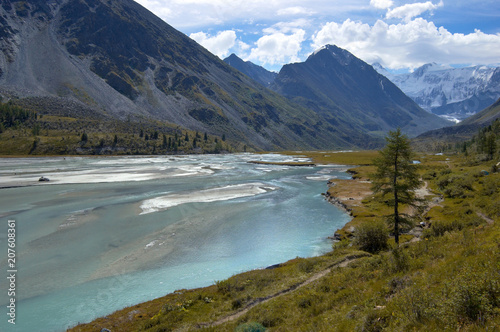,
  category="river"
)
[0,153,351,331]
